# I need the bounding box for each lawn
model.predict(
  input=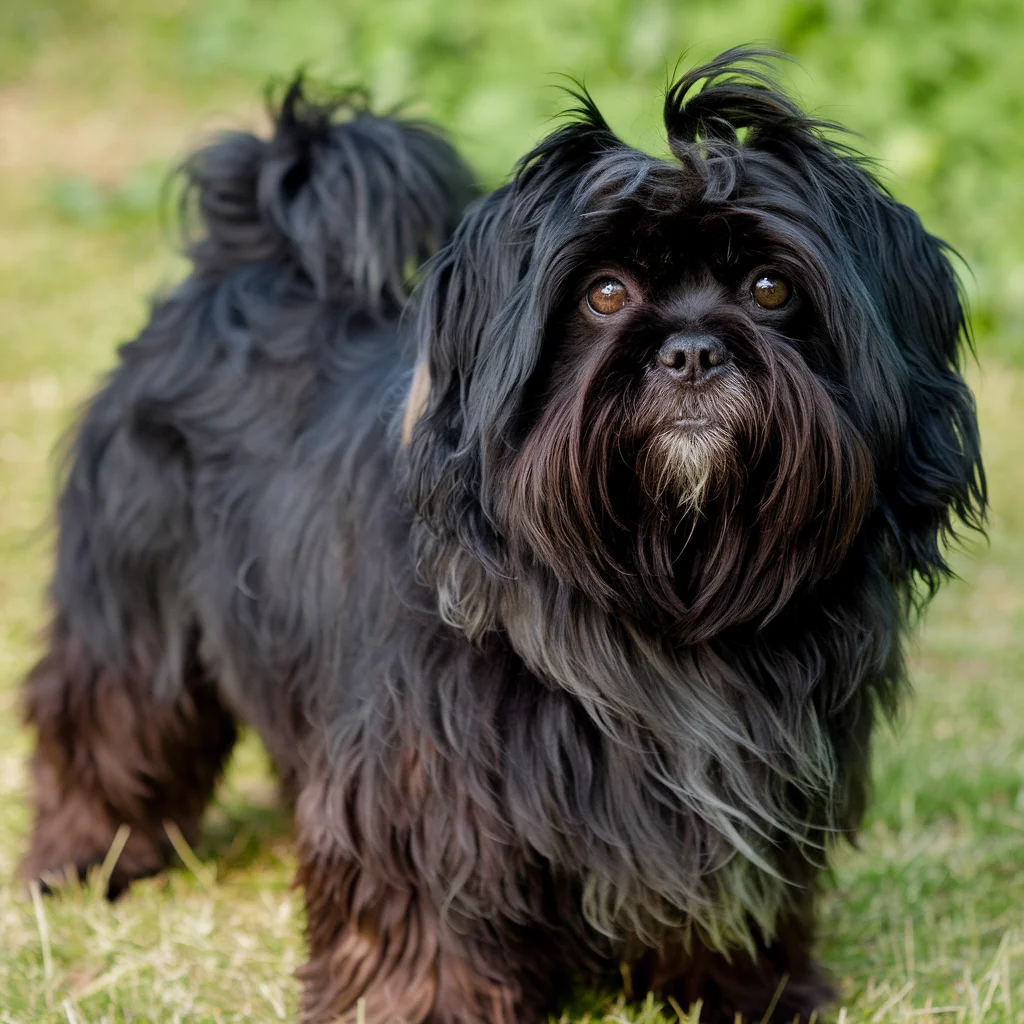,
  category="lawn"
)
[1,2,1022,1022]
